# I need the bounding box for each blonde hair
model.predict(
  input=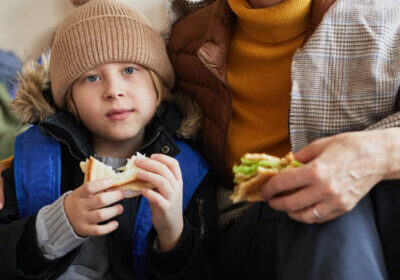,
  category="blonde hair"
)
[65,69,202,139]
